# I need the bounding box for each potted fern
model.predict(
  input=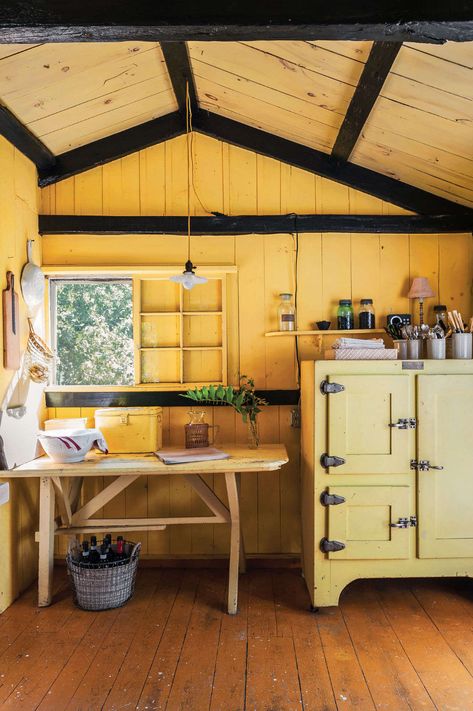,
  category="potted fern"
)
[181,376,267,448]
